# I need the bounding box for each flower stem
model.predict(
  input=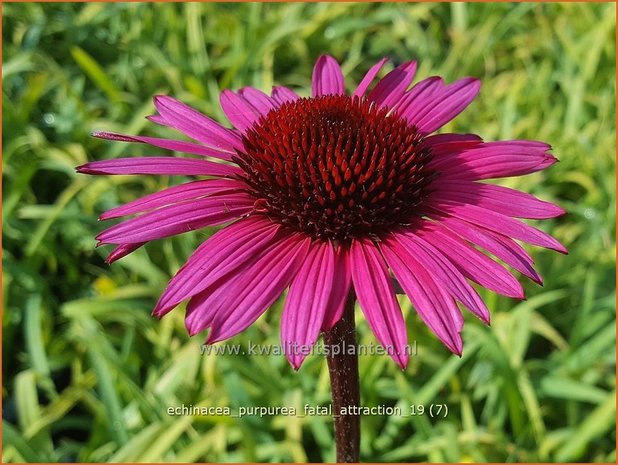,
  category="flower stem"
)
[323,292,360,463]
